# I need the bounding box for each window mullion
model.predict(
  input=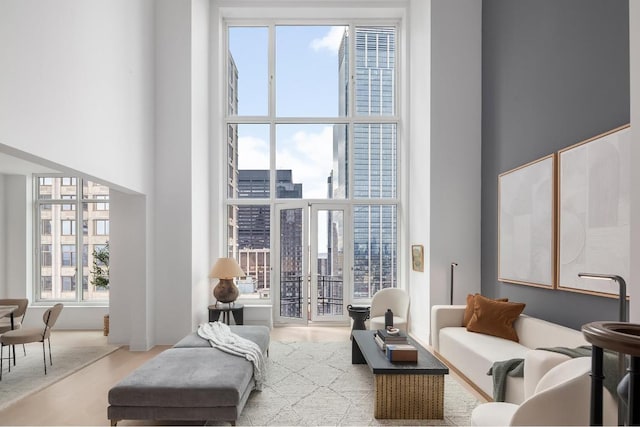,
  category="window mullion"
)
[268,24,276,203]
[76,180,82,302]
